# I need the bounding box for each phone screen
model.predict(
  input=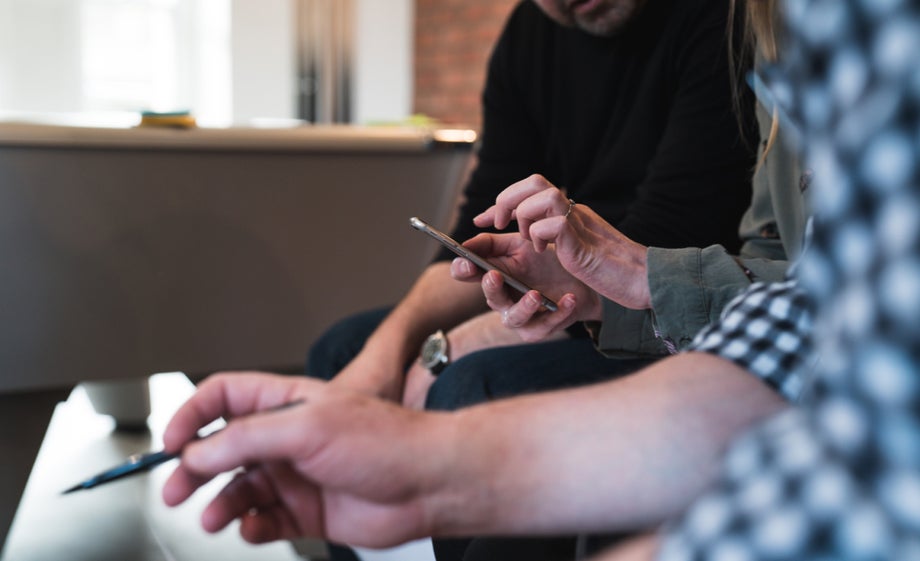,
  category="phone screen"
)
[410,217,558,312]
